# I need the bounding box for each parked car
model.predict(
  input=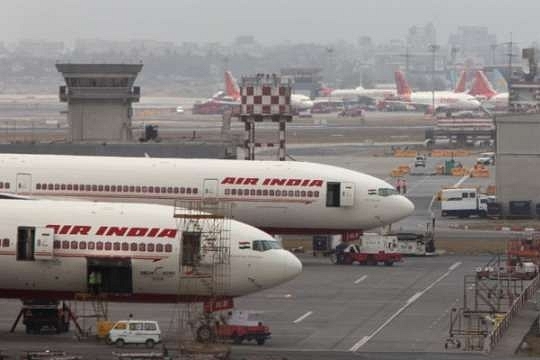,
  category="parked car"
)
[414,155,426,167]
[107,320,161,348]
[338,107,365,118]
[176,106,185,114]
[476,152,496,165]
